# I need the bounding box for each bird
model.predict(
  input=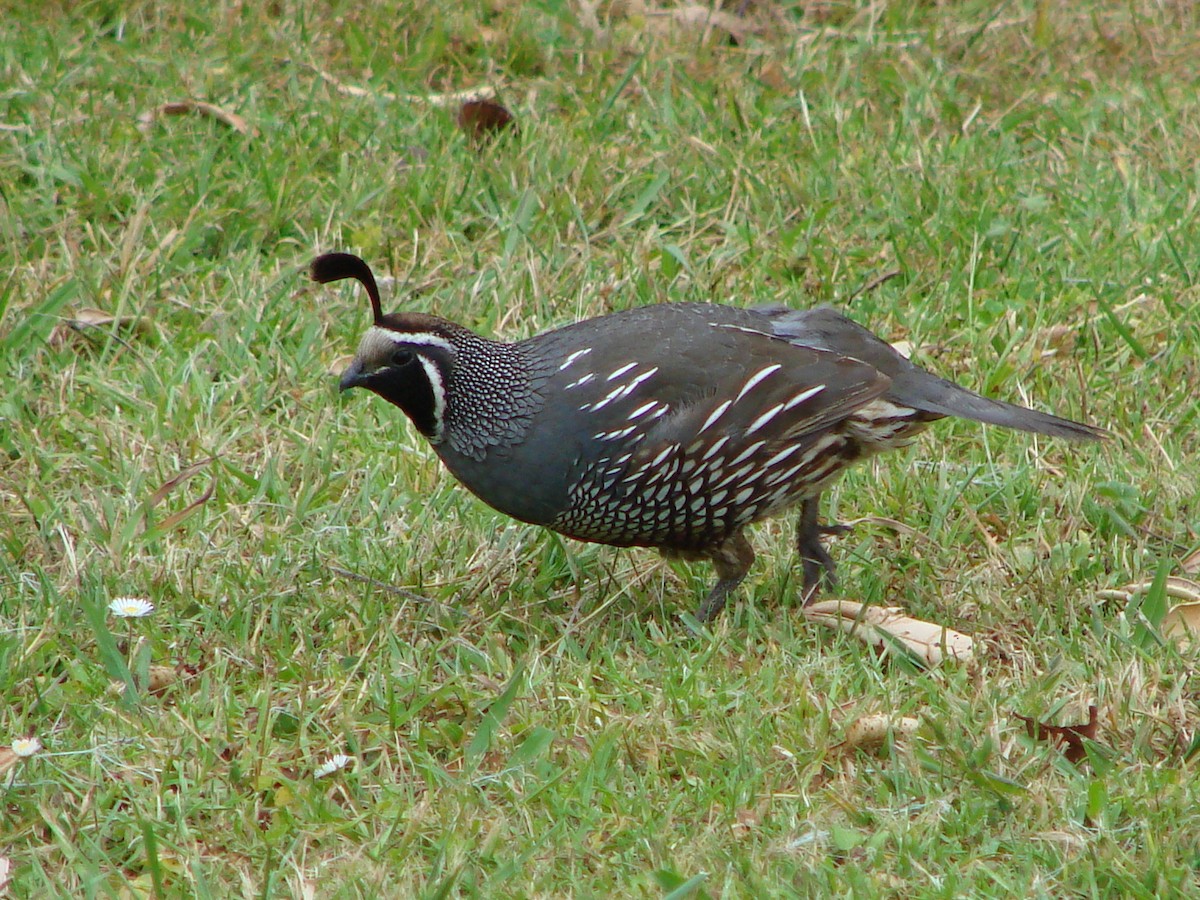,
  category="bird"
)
[313,252,1106,623]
